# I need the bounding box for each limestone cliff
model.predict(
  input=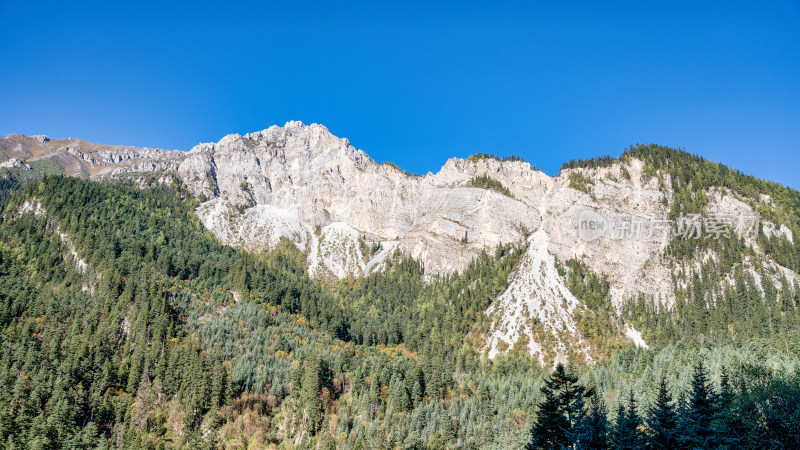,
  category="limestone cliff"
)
[4,122,797,361]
